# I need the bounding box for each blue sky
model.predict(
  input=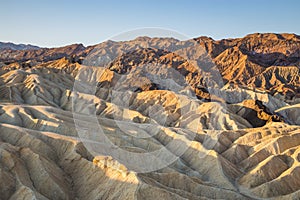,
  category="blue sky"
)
[1,0,299,47]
